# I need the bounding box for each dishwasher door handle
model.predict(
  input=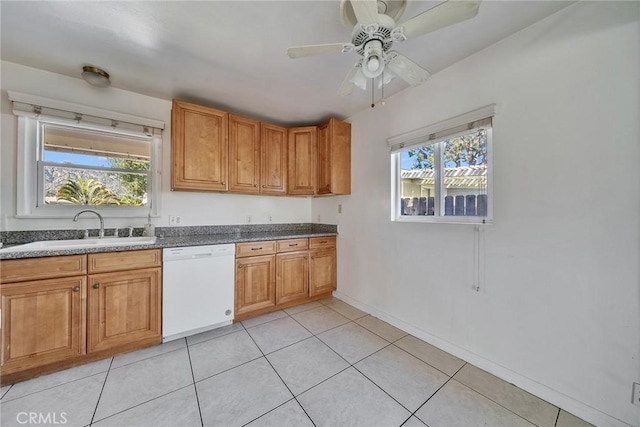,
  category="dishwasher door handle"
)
[189,253,215,259]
